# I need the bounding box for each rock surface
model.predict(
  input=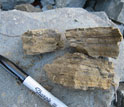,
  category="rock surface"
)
[0,0,34,10]
[0,3,1,9]
[0,8,119,107]
[41,0,55,11]
[116,83,124,107]
[22,29,63,55]
[65,27,123,58]
[44,53,115,90]
[95,0,124,24]
[56,0,86,8]
[15,3,42,12]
